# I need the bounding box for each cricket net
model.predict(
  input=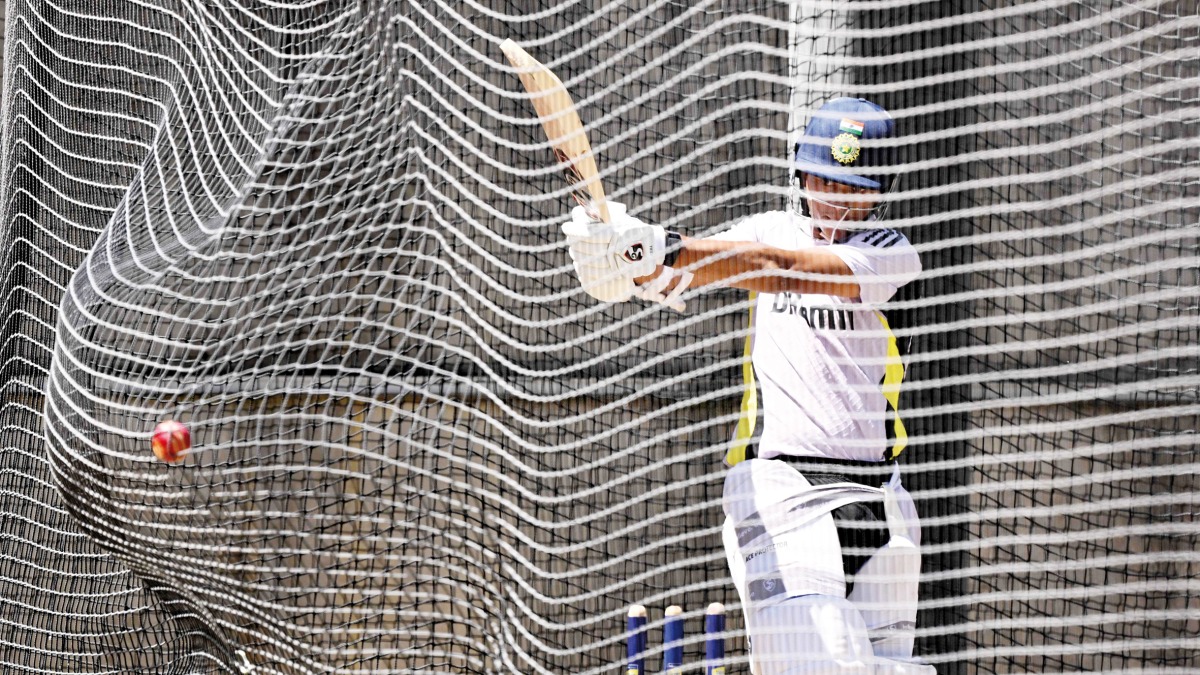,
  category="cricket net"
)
[0,0,1196,673]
